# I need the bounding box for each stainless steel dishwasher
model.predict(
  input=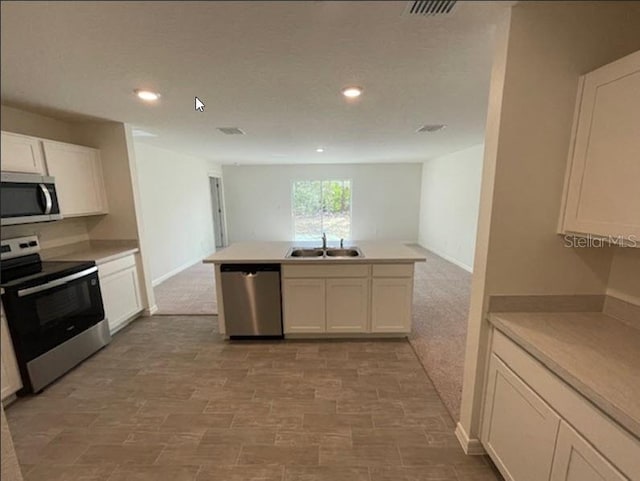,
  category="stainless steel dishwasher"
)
[220,264,283,338]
